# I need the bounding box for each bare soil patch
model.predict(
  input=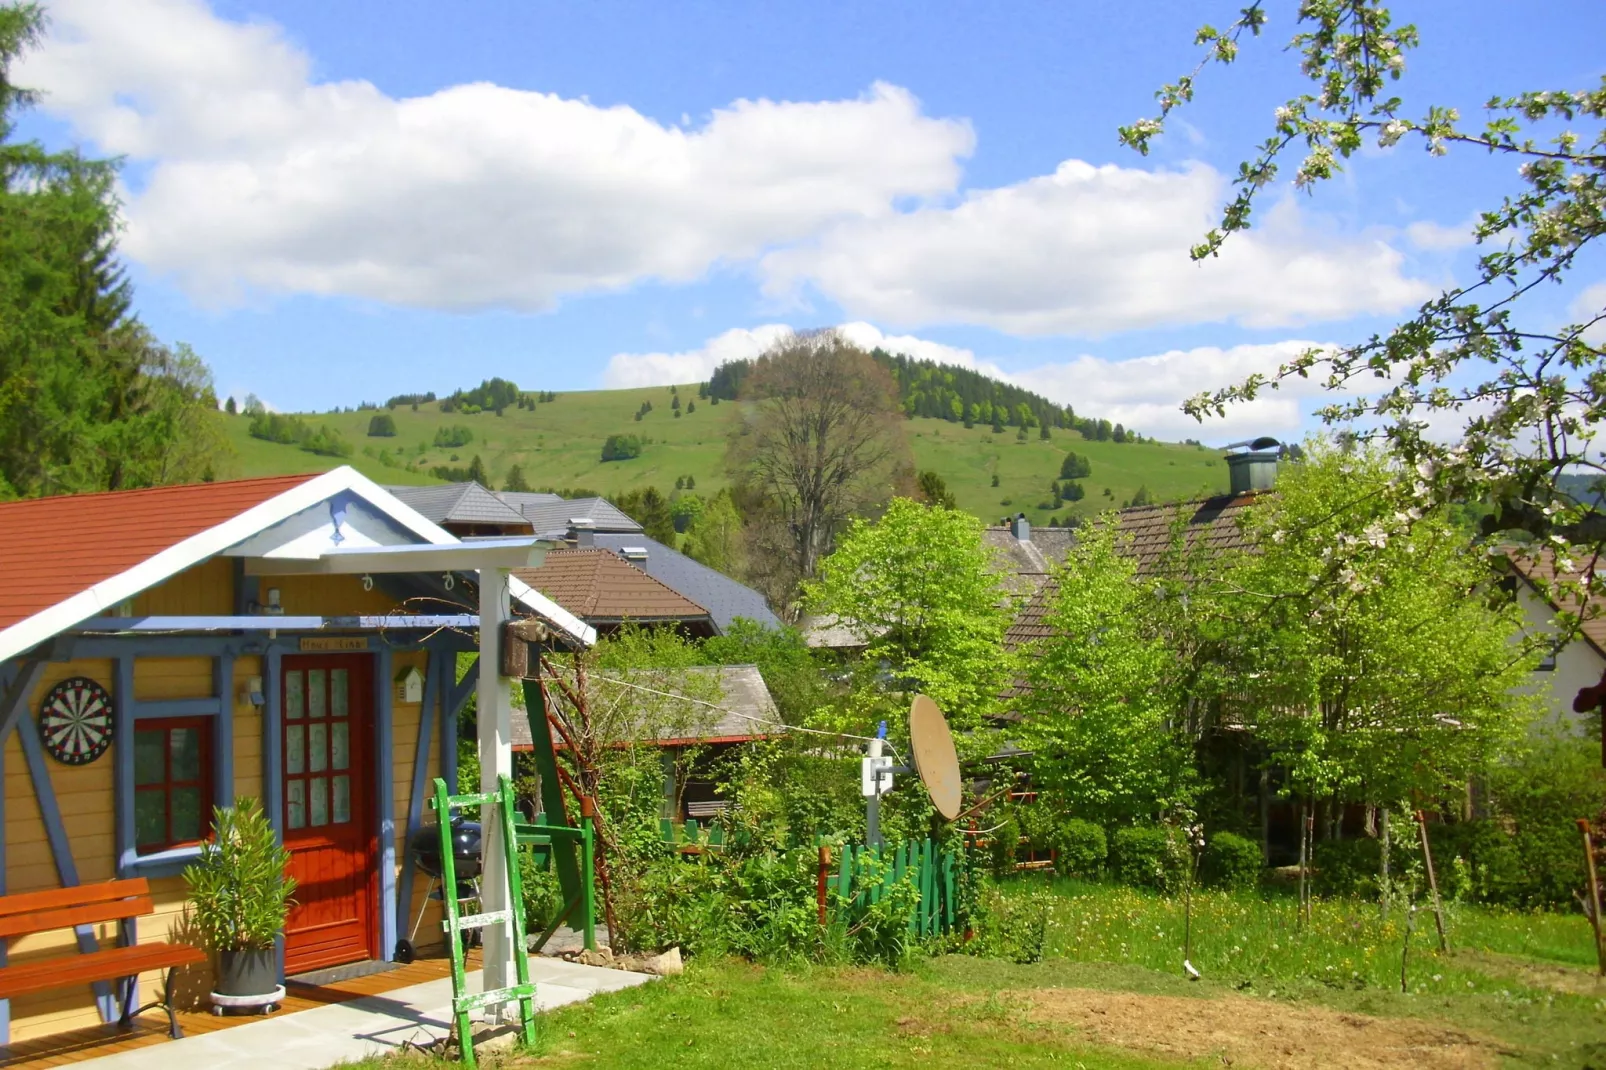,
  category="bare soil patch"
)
[1013,987,1507,1069]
